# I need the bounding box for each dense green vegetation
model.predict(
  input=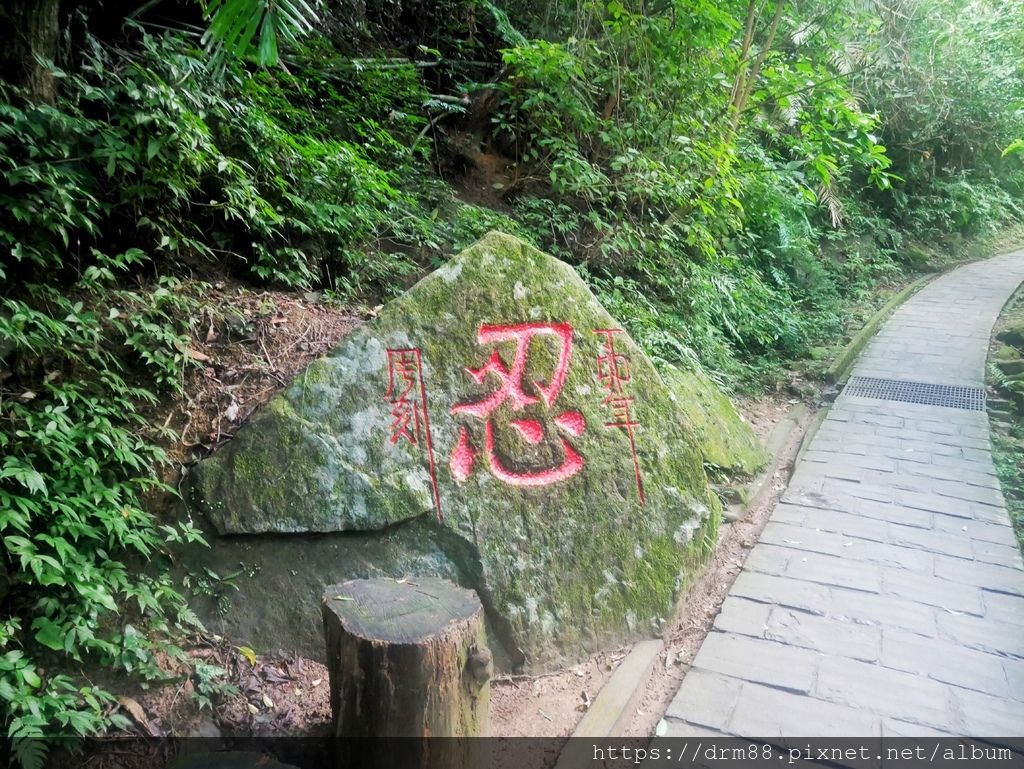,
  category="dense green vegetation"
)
[1,0,1022,761]
[989,292,1024,547]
